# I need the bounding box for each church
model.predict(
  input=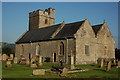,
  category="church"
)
[15,8,115,64]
